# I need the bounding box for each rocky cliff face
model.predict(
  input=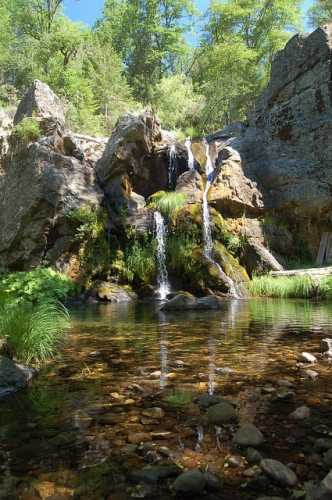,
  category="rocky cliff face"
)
[0,80,103,275]
[1,25,331,293]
